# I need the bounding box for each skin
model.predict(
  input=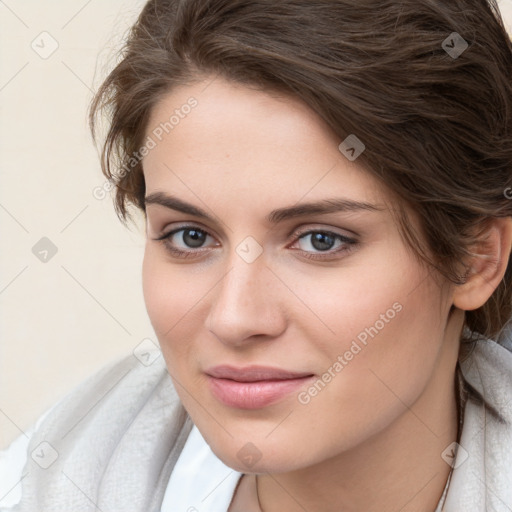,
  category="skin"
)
[140,75,511,512]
